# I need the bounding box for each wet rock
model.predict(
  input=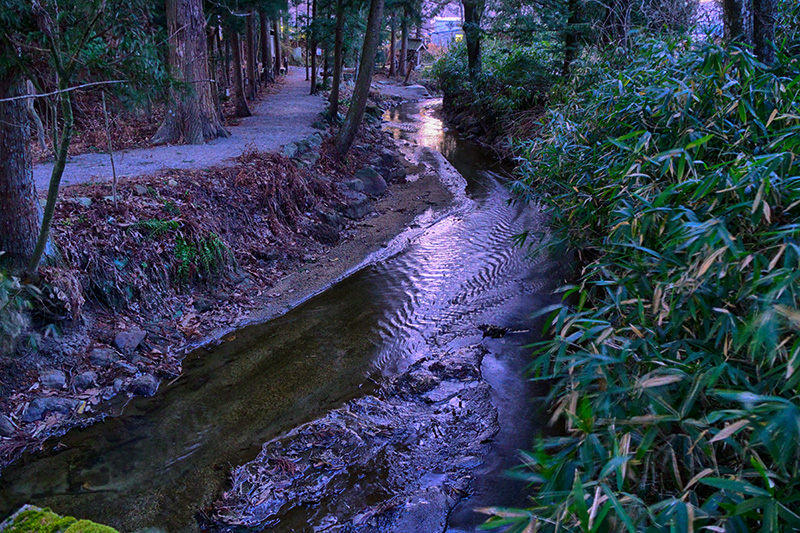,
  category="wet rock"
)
[90,346,121,368]
[0,414,15,437]
[335,190,372,220]
[21,397,81,423]
[73,370,98,390]
[130,374,159,397]
[39,369,67,390]
[114,329,147,354]
[210,345,498,531]
[404,84,430,99]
